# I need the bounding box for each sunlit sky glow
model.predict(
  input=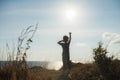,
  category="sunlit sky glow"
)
[0,0,120,62]
[65,8,77,20]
